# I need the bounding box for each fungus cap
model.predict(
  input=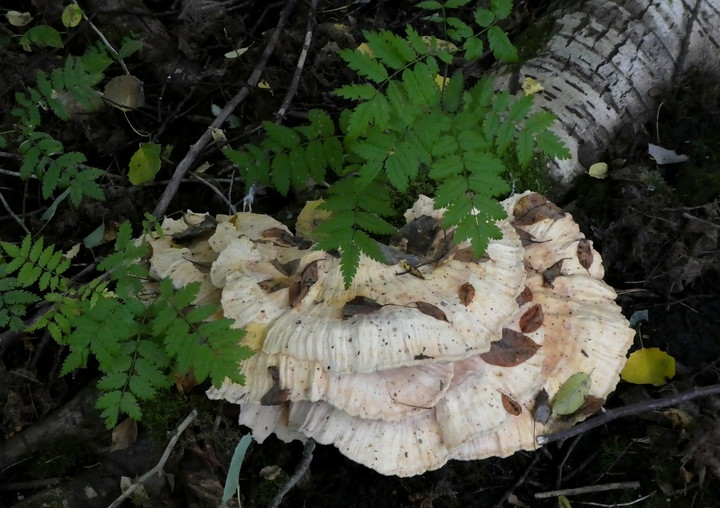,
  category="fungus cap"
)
[151,193,634,477]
